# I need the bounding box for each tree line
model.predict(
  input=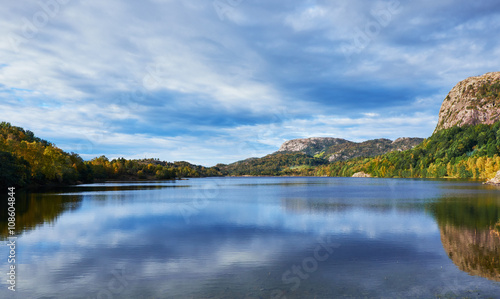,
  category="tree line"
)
[315,121,500,179]
[218,121,500,179]
[0,122,221,188]
[3,119,500,187]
